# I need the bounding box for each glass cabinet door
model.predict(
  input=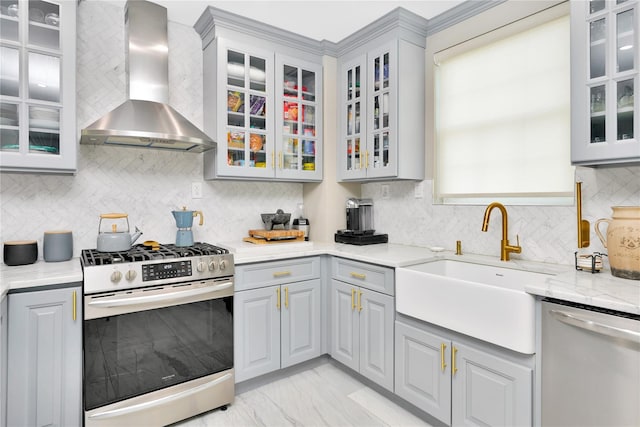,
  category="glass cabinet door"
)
[276,56,322,180]
[369,51,391,173]
[224,49,269,173]
[0,0,72,171]
[587,0,636,145]
[342,56,365,178]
